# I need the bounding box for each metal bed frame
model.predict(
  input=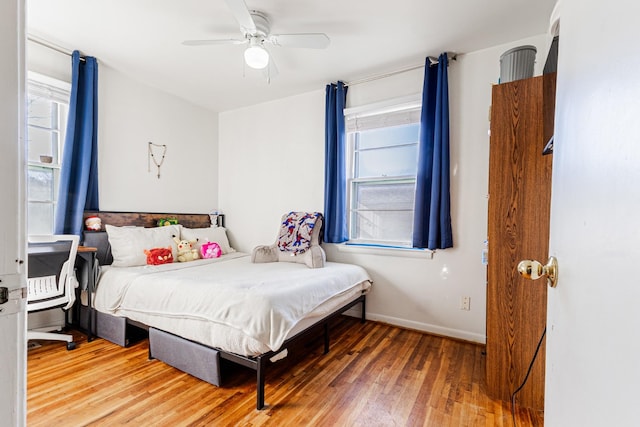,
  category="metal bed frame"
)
[81,211,368,410]
[218,294,365,409]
